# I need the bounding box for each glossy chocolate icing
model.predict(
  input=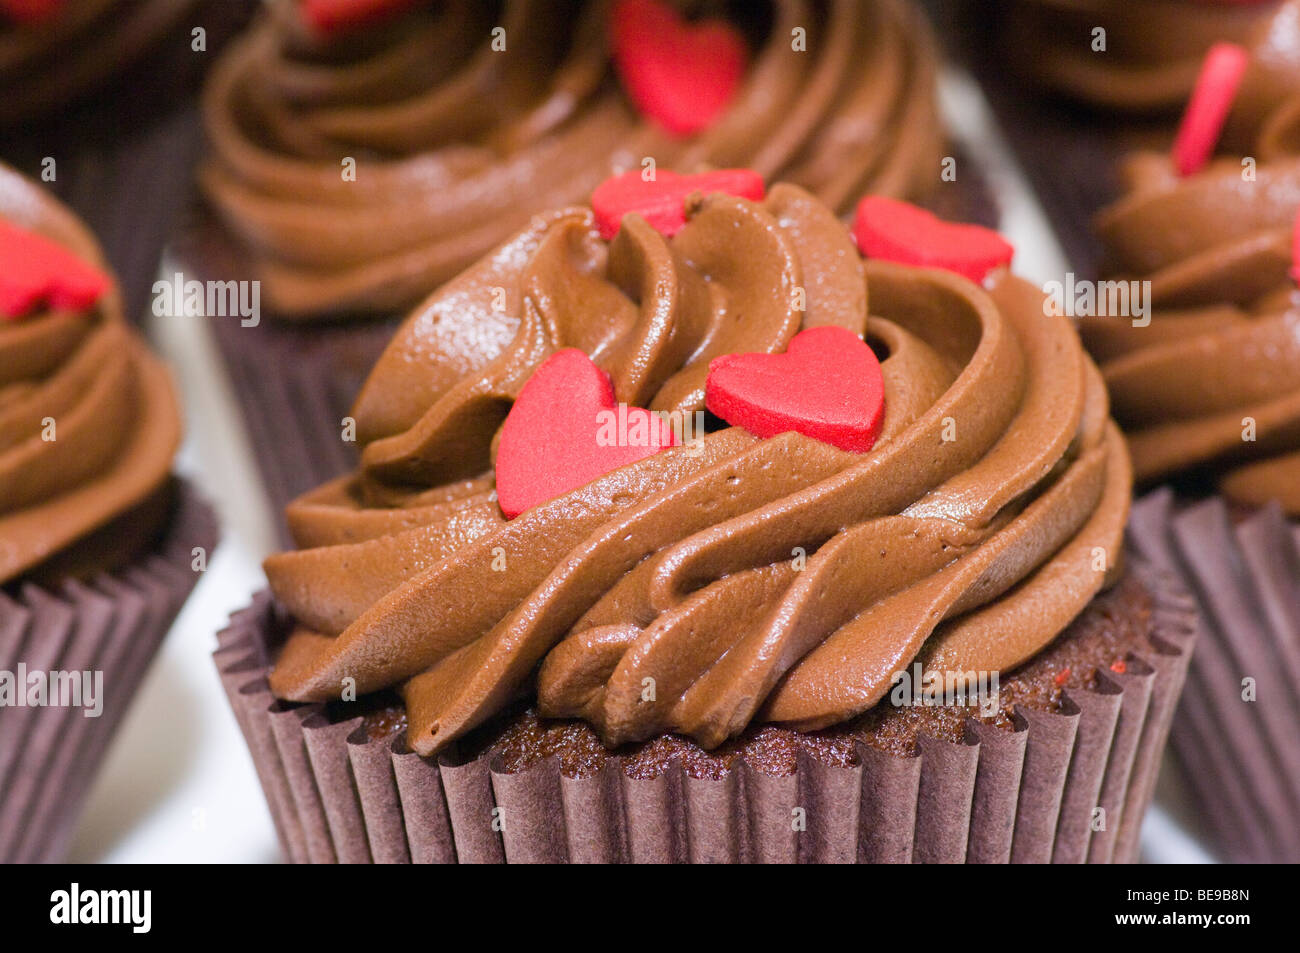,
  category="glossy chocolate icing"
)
[201,0,943,317]
[265,184,1130,755]
[0,163,181,583]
